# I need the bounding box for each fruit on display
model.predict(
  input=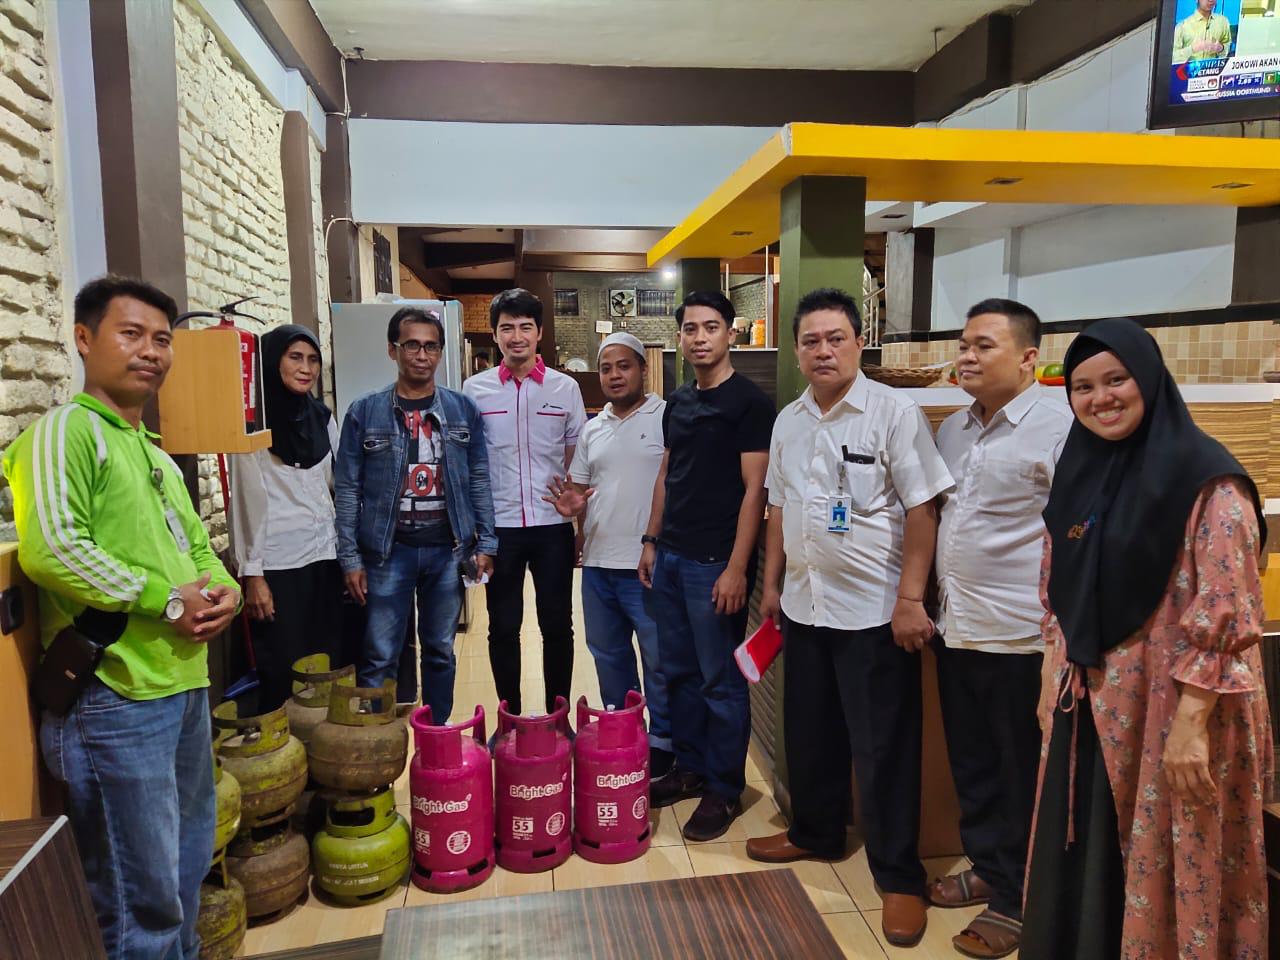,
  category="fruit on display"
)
[1036,362,1065,386]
